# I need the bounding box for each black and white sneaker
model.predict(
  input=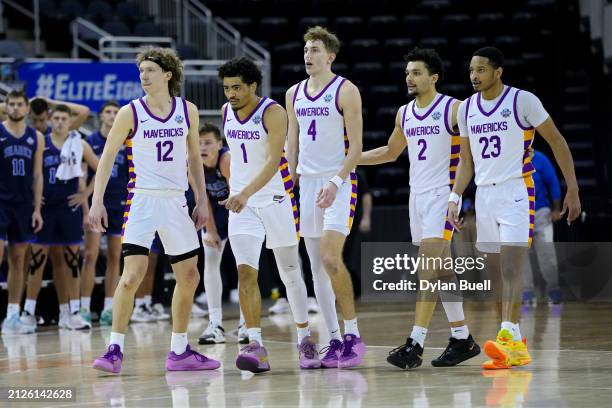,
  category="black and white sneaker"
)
[238,324,249,344]
[386,337,423,369]
[431,335,480,367]
[198,323,226,344]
